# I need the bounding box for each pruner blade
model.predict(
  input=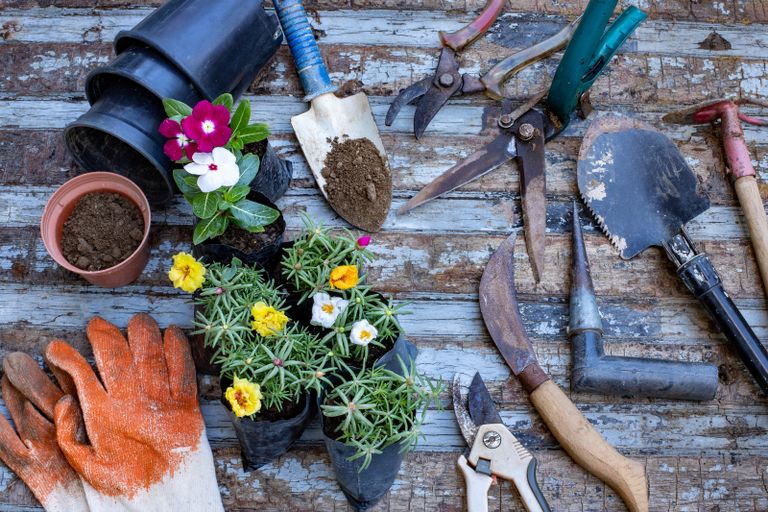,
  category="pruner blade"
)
[453,372,504,448]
